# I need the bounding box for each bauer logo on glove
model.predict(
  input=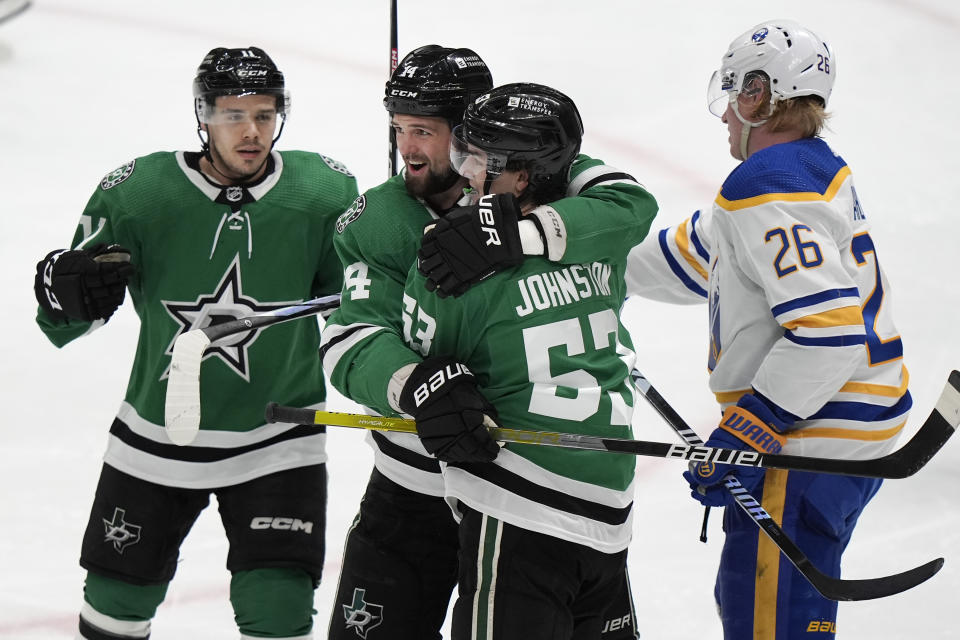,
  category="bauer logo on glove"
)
[476,194,505,248]
[410,361,473,408]
[399,356,500,464]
